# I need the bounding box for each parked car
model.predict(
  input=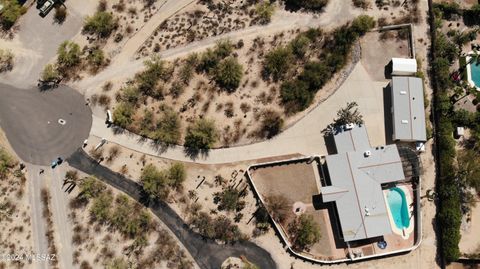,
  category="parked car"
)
[39,0,55,17]
[51,157,63,168]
